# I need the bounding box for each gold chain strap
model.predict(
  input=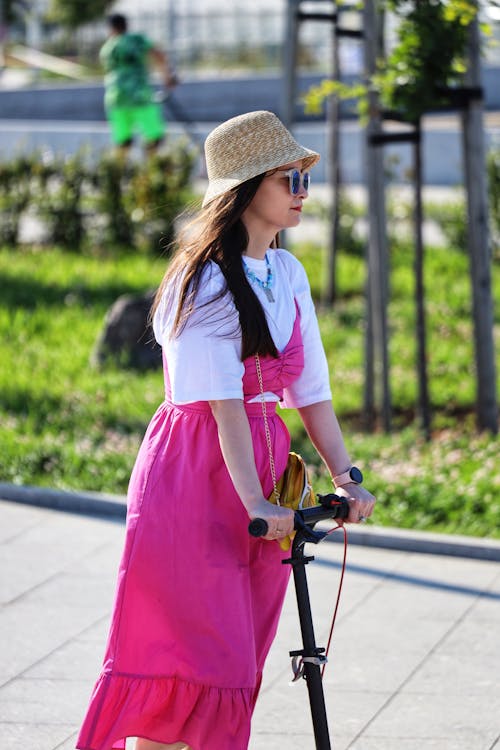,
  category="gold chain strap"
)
[255,354,280,504]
